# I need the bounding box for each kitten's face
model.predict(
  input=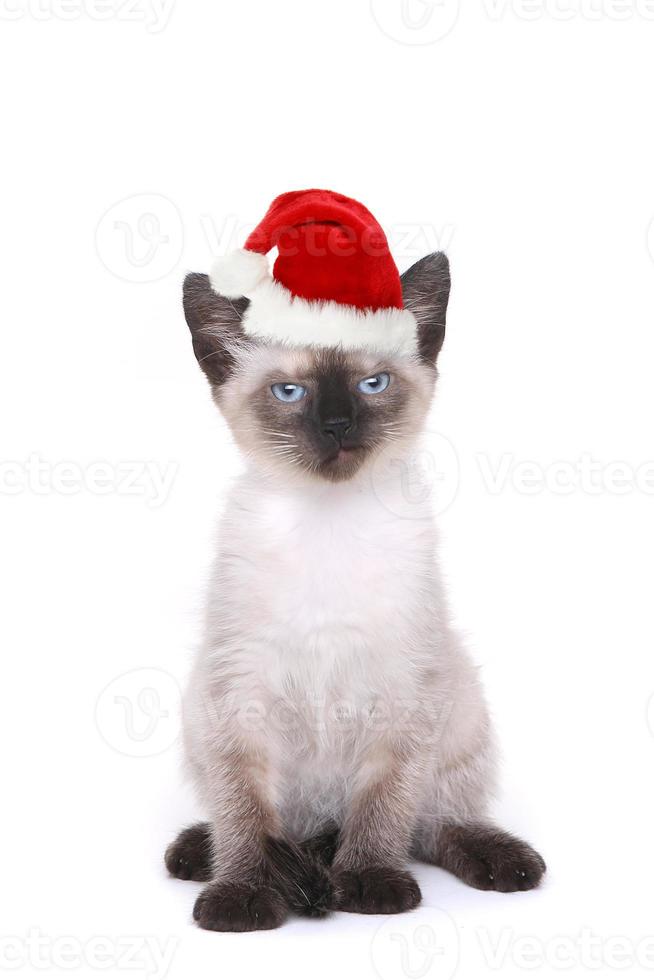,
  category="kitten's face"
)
[182,251,451,481]
[217,344,436,483]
